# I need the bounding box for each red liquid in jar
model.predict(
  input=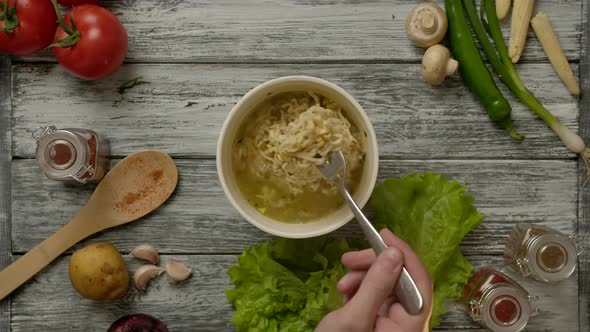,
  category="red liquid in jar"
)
[462,267,535,332]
